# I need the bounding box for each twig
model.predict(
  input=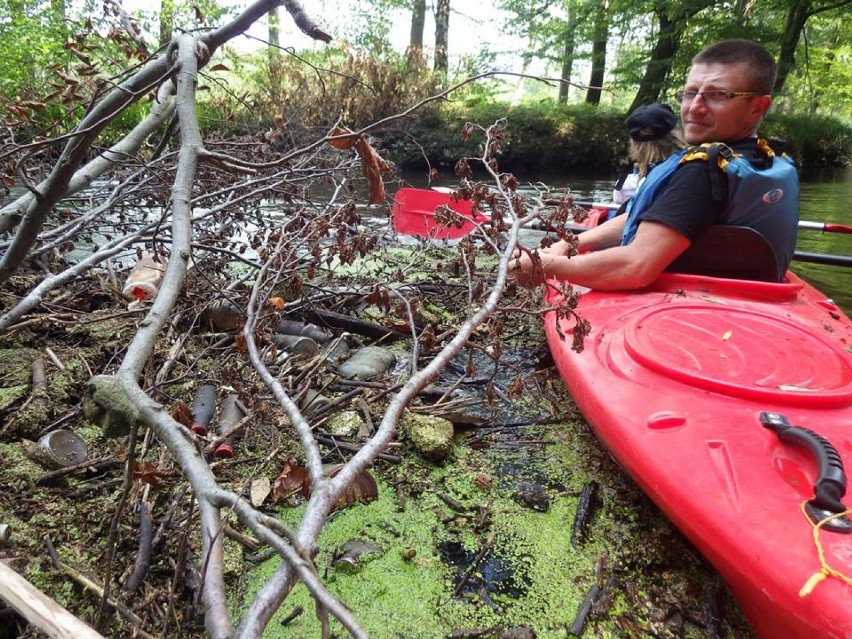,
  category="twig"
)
[224,525,261,552]
[95,424,138,631]
[122,500,153,593]
[438,493,467,512]
[452,530,497,598]
[703,578,724,639]
[570,480,599,547]
[43,535,152,635]
[163,494,194,638]
[280,605,304,626]
[44,347,65,371]
[151,484,189,551]
[567,558,606,637]
[35,456,121,486]
[0,558,106,639]
[31,356,47,391]
[315,435,401,463]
